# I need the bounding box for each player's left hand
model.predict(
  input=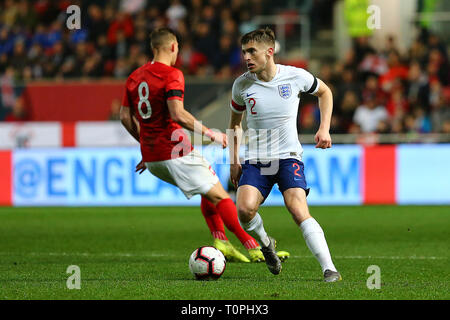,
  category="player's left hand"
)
[314,129,332,149]
[135,159,146,174]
